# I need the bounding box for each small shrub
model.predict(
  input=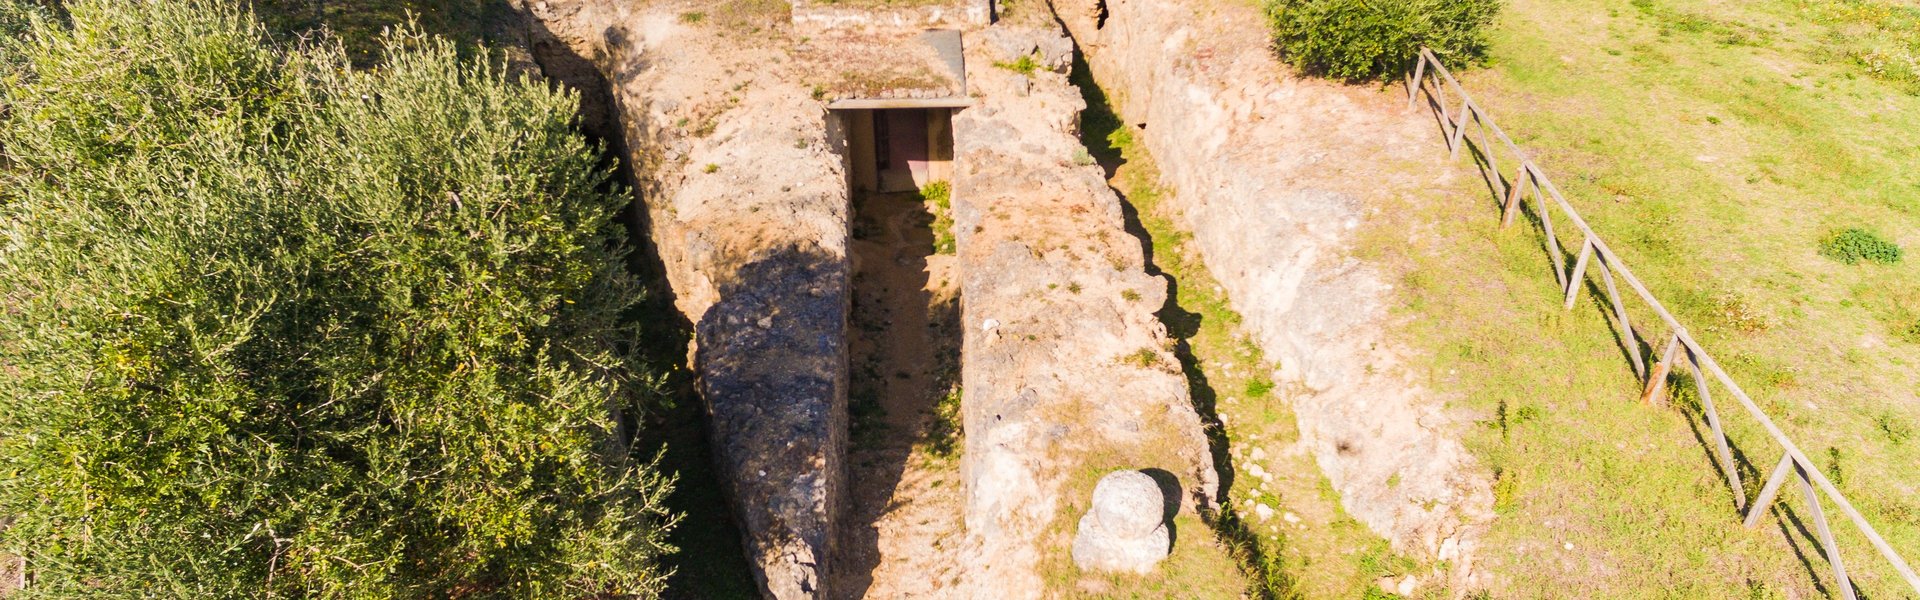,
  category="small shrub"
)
[1819,228,1903,264]
[1264,0,1501,81]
